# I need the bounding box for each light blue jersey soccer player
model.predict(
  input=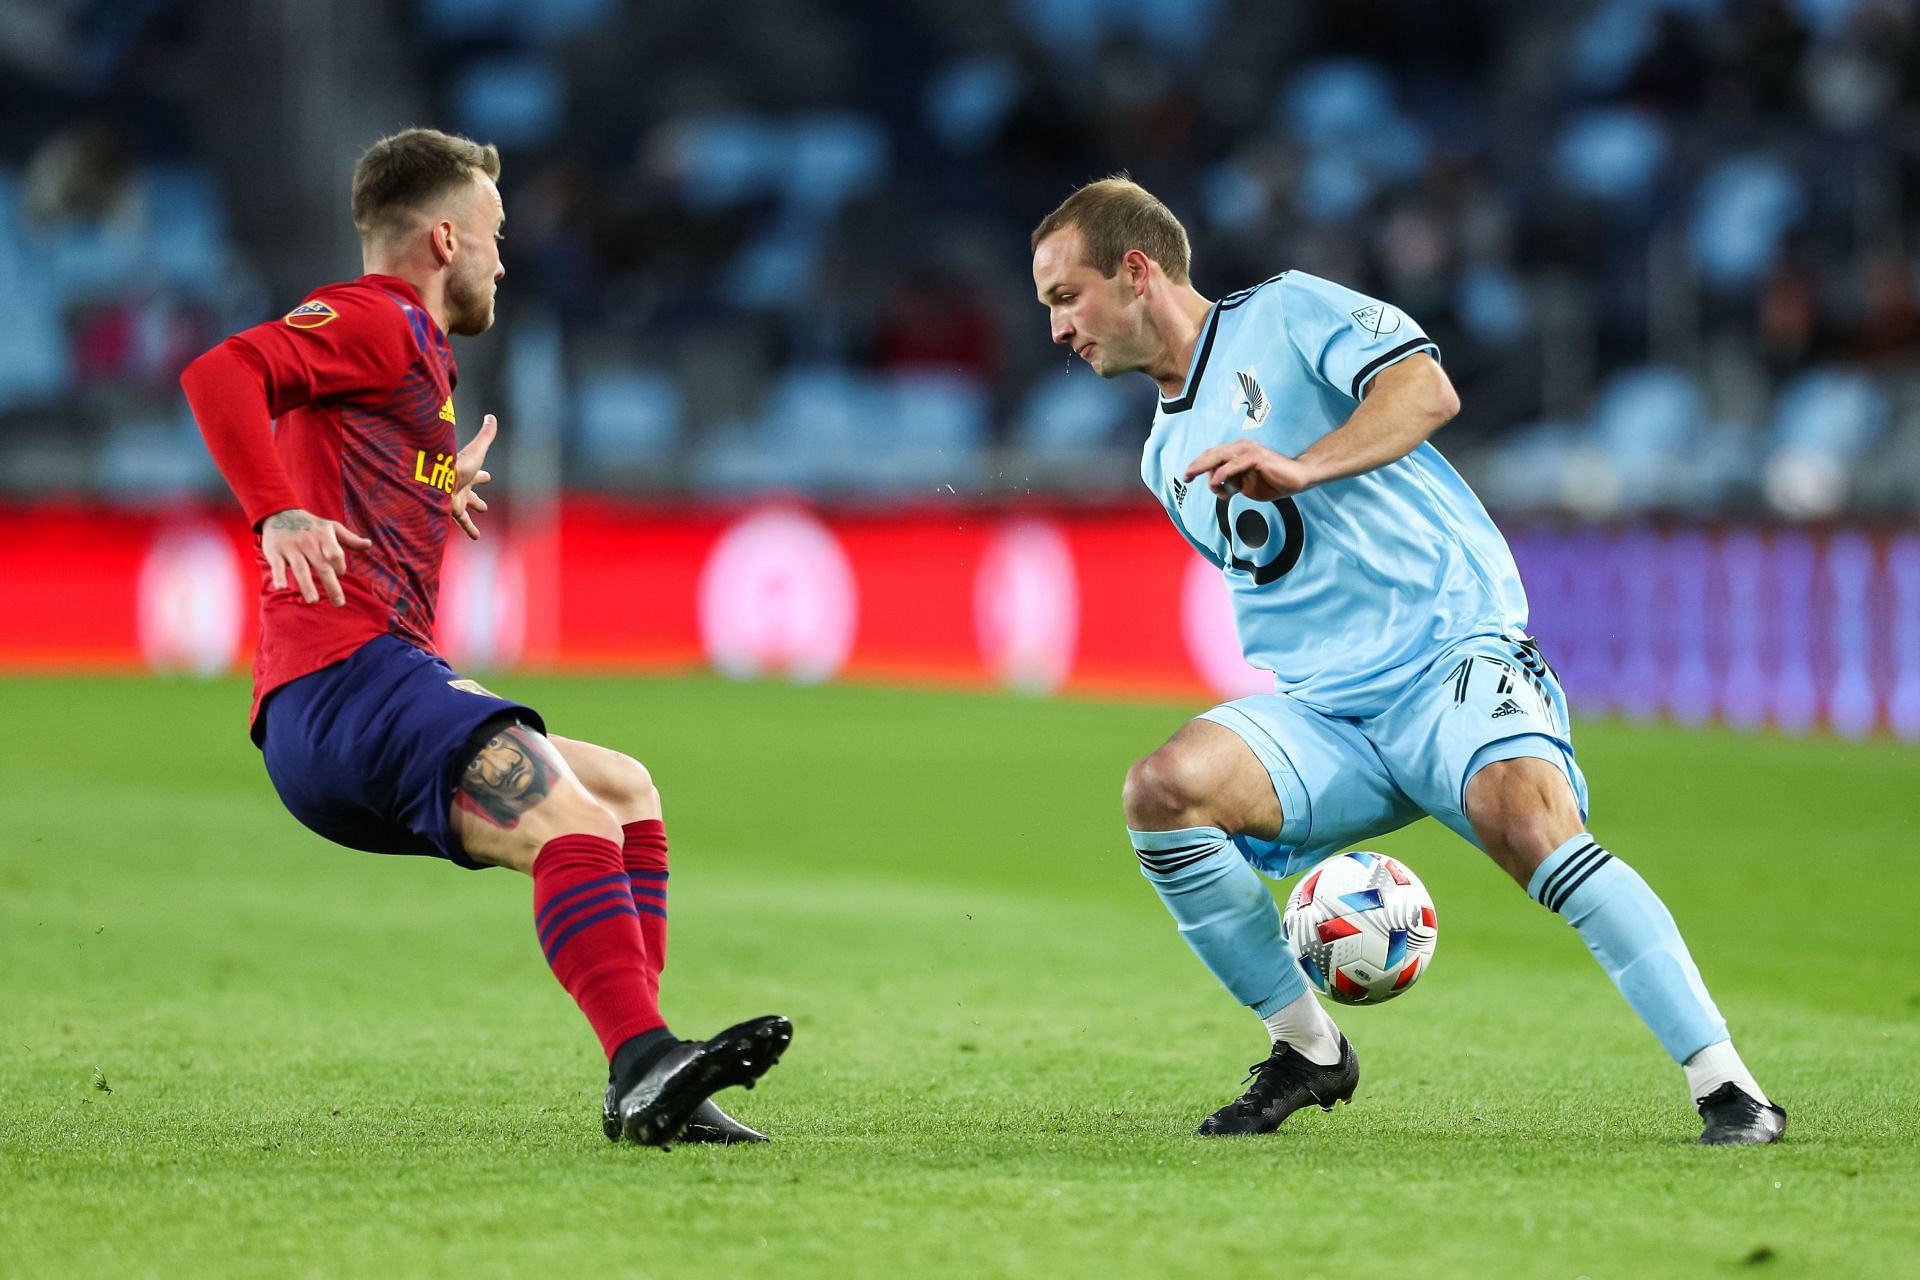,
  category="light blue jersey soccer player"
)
[1030,177,1784,1145]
